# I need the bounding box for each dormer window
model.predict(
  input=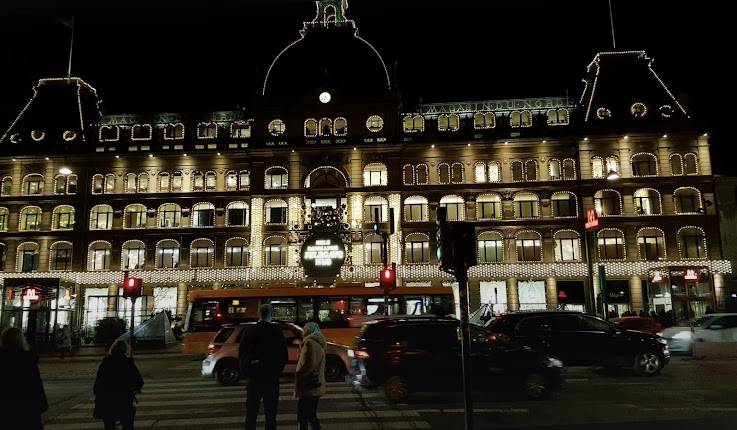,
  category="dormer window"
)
[319,118,333,136]
[510,111,532,128]
[31,130,45,141]
[403,115,424,133]
[99,125,120,142]
[473,113,495,130]
[438,114,460,132]
[304,119,318,137]
[596,107,612,120]
[547,109,569,125]
[334,117,347,136]
[631,102,648,118]
[9,133,21,143]
[268,119,285,136]
[659,105,673,119]
[164,123,185,140]
[231,121,251,138]
[63,130,78,142]
[366,115,384,132]
[197,122,218,139]
[131,124,152,140]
